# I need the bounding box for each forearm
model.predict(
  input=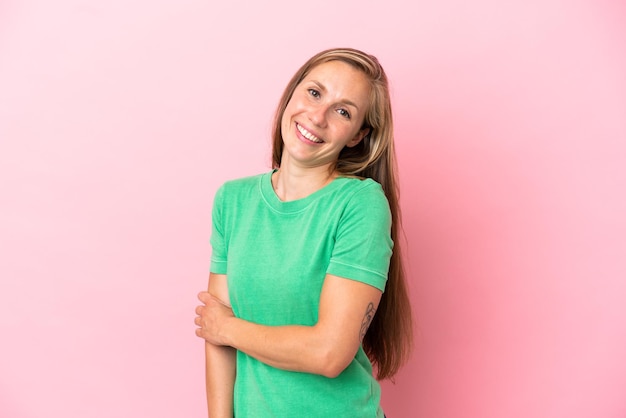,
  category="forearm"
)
[205,341,236,417]
[199,275,381,379]
[221,318,349,378]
